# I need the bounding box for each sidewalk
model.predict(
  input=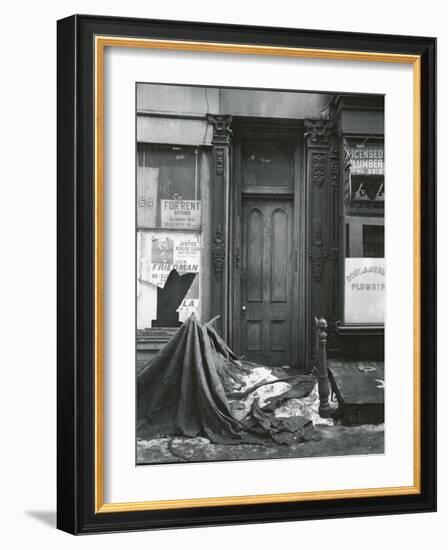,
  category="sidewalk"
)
[137,423,384,464]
